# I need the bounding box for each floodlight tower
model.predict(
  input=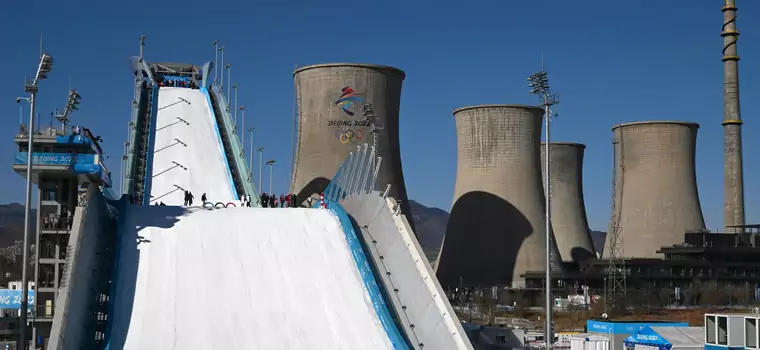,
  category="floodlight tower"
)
[528,67,559,349]
[54,89,82,132]
[20,52,53,350]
